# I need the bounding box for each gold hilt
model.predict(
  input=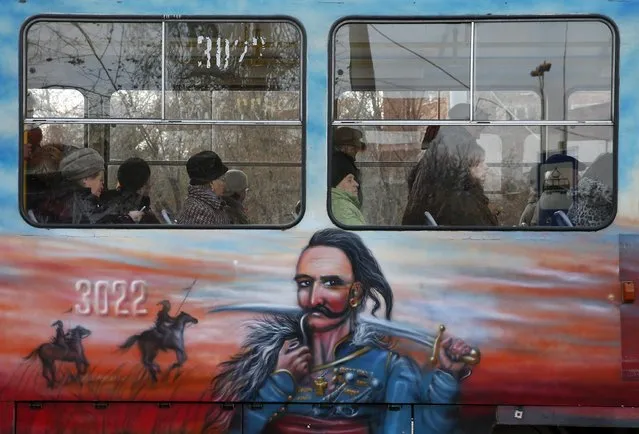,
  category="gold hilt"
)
[430,324,481,366]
